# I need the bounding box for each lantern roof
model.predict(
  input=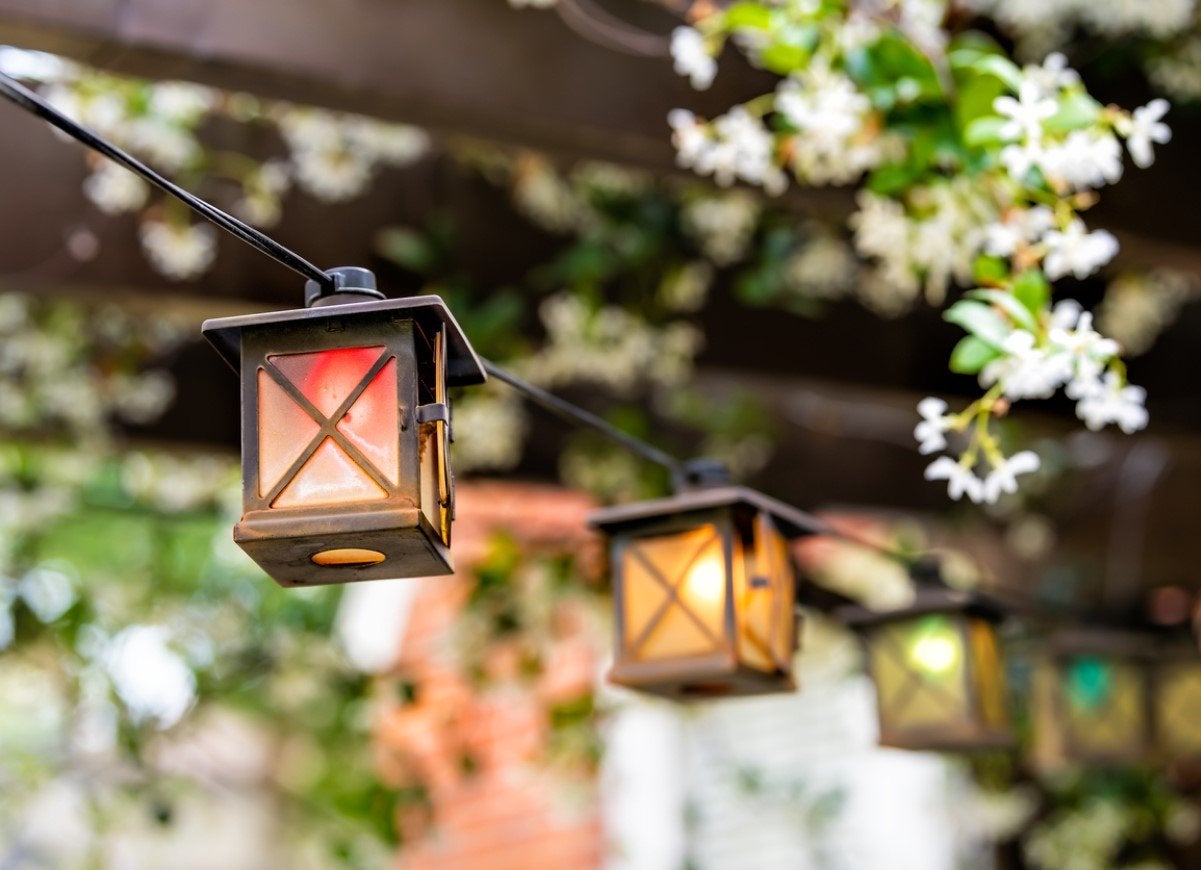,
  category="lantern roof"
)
[834,585,1007,628]
[202,294,487,387]
[587,485,821,540]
